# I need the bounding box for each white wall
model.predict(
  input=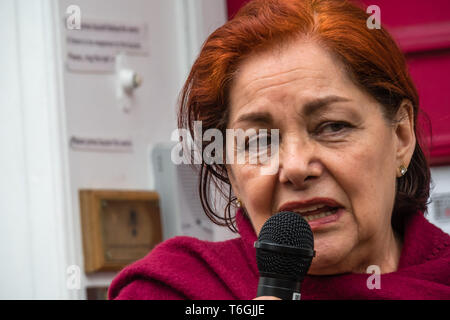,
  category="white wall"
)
[59,0,187,298]
[0,0,228,300]
[0,0,72,299]
[60,0,229,300]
